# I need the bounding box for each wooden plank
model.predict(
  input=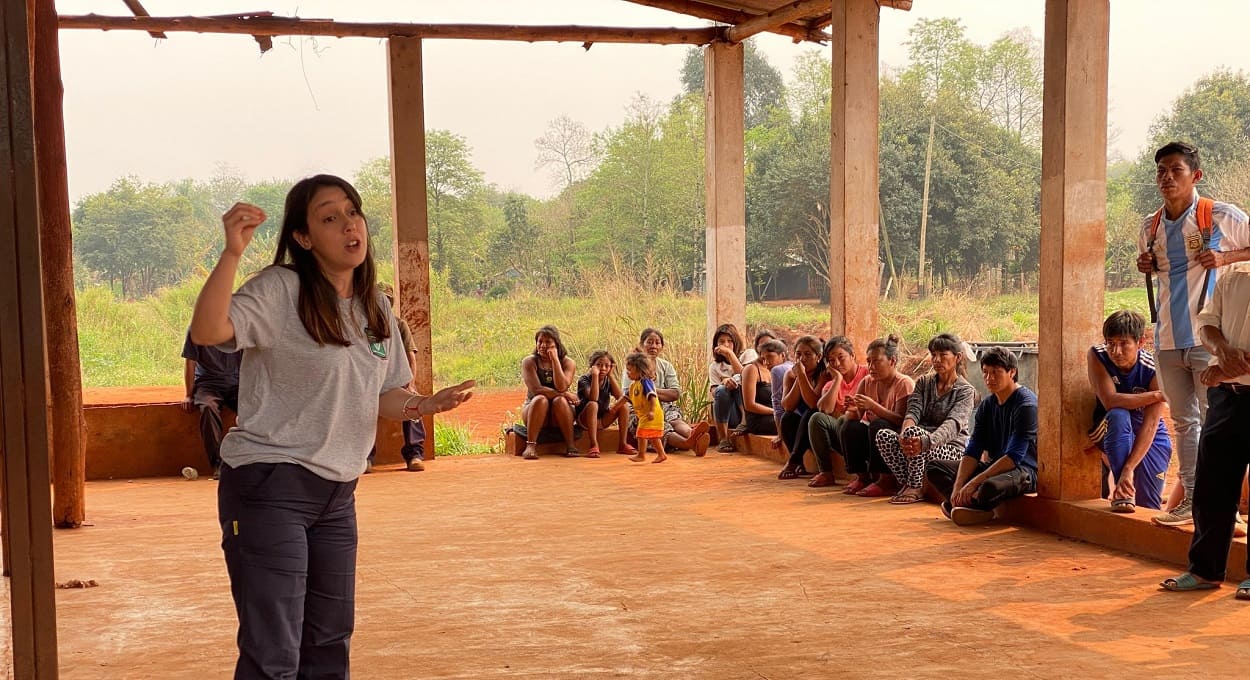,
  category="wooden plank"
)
[725,0,829,43]
[58,14,722,45]
[387,37,436,458]
[1,0,61,675]
[34,0,85,528]
[119,0,167,38]
[1036,0,1109,501]
[704,42,746,343]
[624,0,827,42]
[828,0,879,357]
